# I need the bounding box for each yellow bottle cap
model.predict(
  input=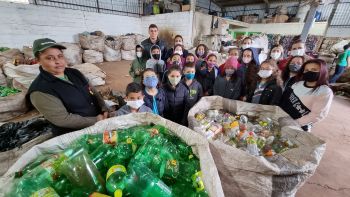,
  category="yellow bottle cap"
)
[114,189,122,197]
